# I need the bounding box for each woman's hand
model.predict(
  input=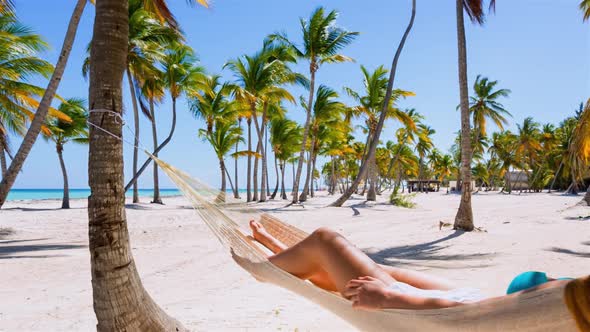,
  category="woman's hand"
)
[343,276,392,310]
